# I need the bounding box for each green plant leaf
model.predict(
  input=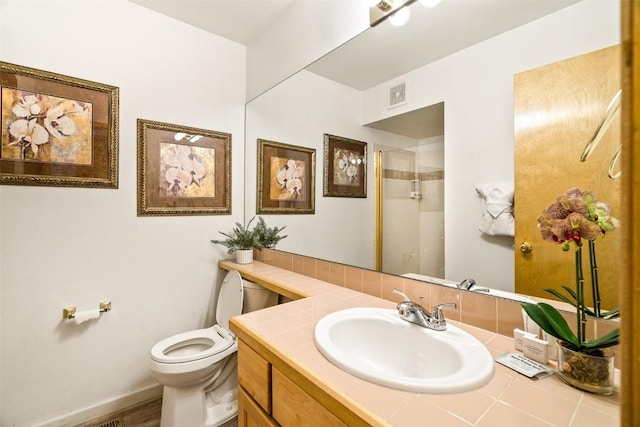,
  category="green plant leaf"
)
[544,288,576,307]
[537,303,580,347]
[582,328,620,349]
[521,303,579,347]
